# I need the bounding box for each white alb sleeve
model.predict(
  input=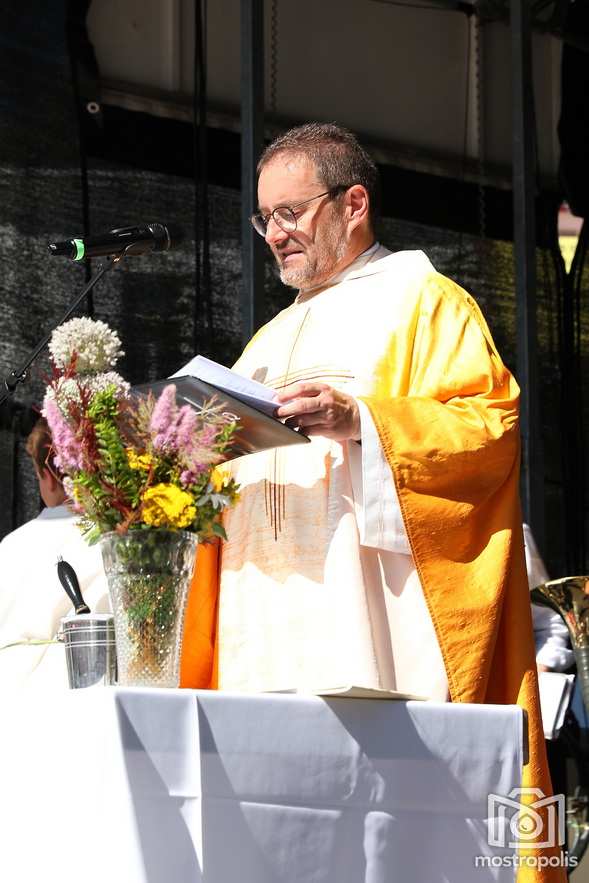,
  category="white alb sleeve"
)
[347,399,411,554]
